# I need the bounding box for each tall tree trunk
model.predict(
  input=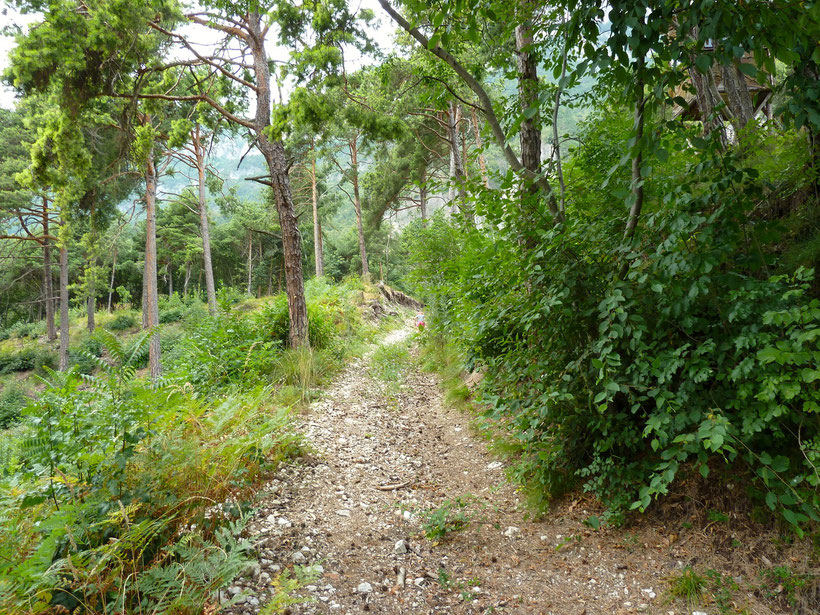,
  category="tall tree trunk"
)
[250,12,308,348]
[167,263,173,297]
[552,23,569,213]
[516,2,542,243]
[107,248,116,312]
[311,145,324,277]
[141,268,148,328]
[59,238,69,371]
[350,135,370,280]
[43,198,56,342]
[721,61,755,134]
[446,101,468,218]
[194,124,217,316]
[470,107,491,189]
[144,140,161,381]
[247,229,253,295]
